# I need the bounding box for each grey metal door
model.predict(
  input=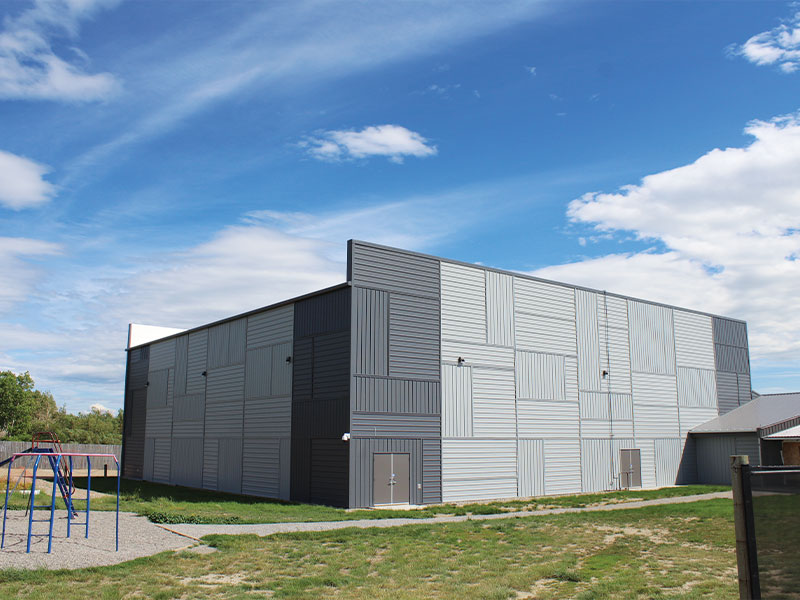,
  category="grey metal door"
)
[373,453,410,505]
[620,449,642,488]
